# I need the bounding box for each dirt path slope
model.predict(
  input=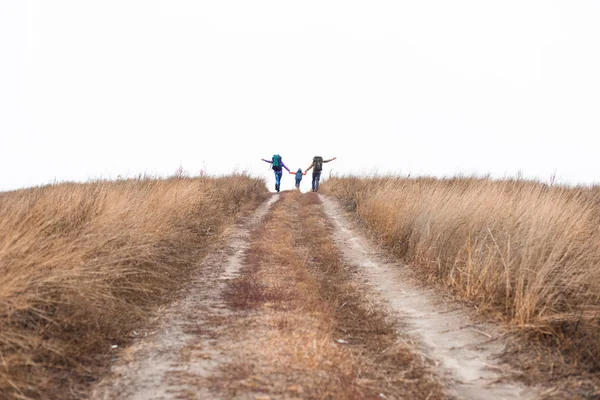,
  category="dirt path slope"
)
[89,192,543,400]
